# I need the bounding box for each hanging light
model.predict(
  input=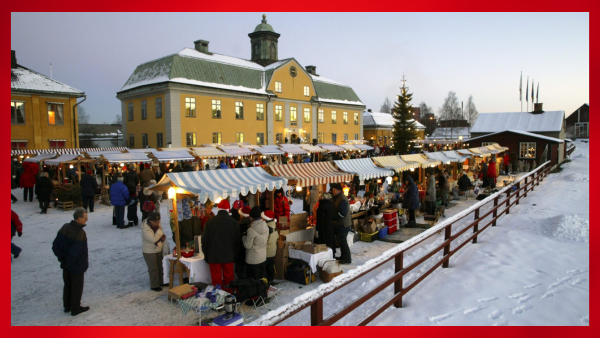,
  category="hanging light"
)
[69,164,74,169]
[377,178,382,184]
[215,197,223,203]
[238,156,241,159]
[343,186,350,196]
[296,186,302,192]
[410,168,415,172]
[386,176,392,184]
[167,187,176,199]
